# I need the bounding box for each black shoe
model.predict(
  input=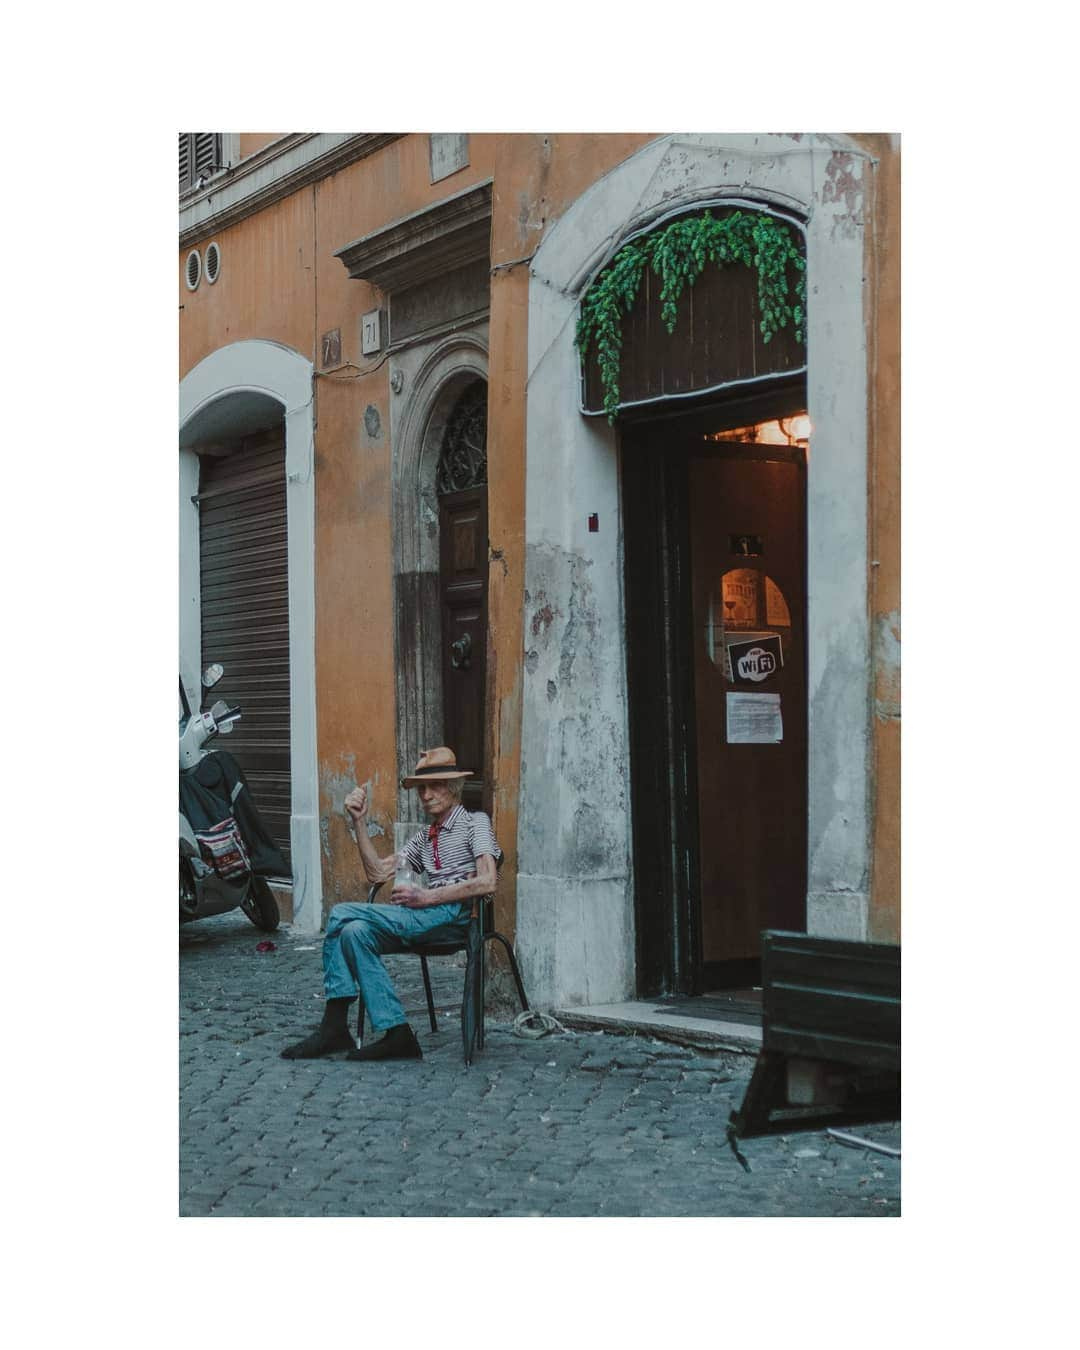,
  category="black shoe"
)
[346,1024,423,1062]
[280,1026,356,1059]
